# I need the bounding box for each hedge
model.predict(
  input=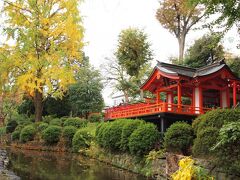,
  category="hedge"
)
[42,125,62,145]
[164,122,194,155]
[63,126,77,143]
[11,130,20,141]
[193,109,240,135]
[37,122,49,132]
[88,114,102,123]
[63,117,87,128]
[20,125,36,143]
[72,128,93,152]
[192,127,219,157]
[128,123,159,156]
[120,119,144,151]
[6,120,18,133]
